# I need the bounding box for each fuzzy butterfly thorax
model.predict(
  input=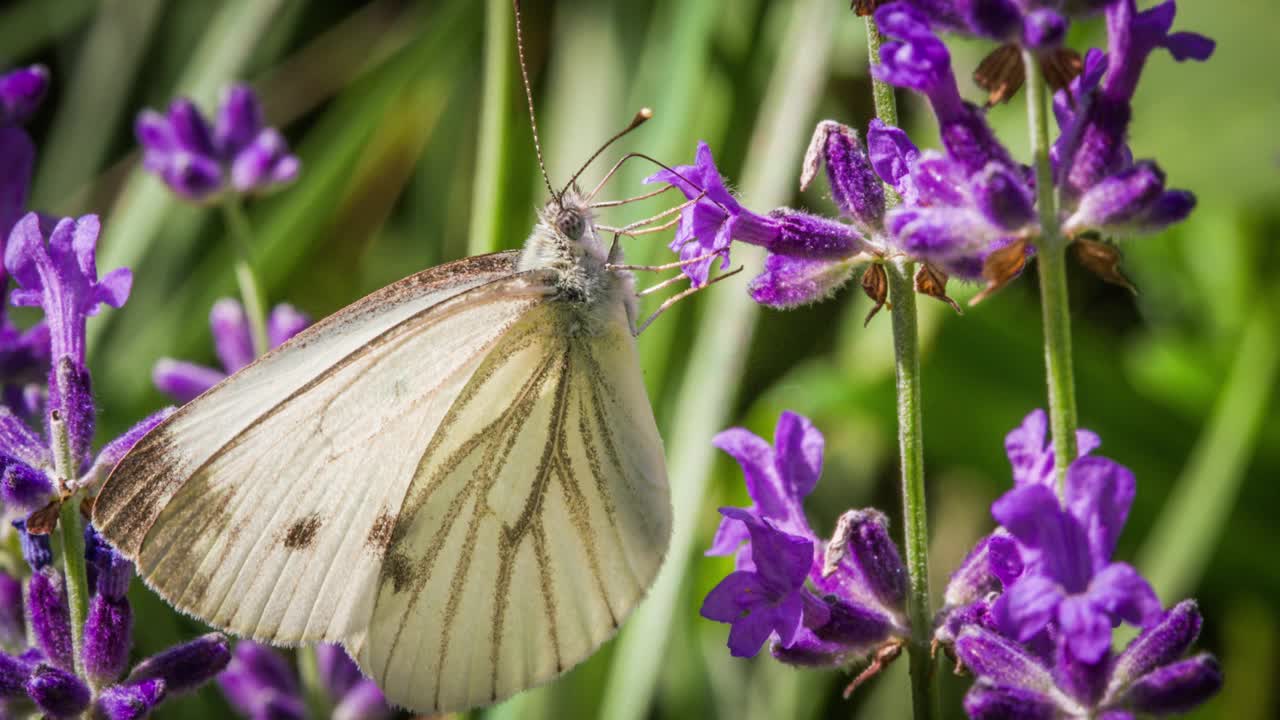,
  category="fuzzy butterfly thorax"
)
[518,186,638,334]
